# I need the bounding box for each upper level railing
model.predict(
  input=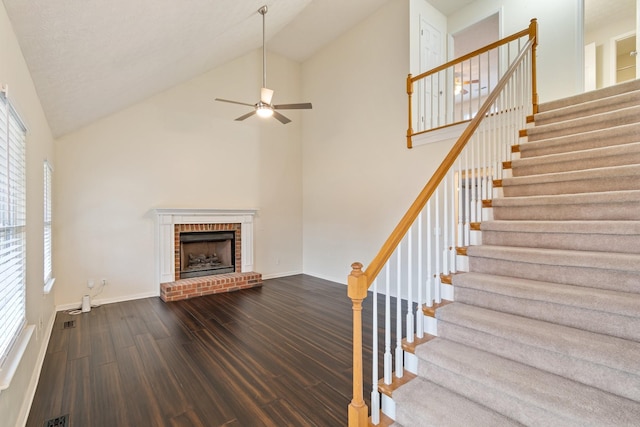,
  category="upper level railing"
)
[407,19,538,148]
[347,19,538,426]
